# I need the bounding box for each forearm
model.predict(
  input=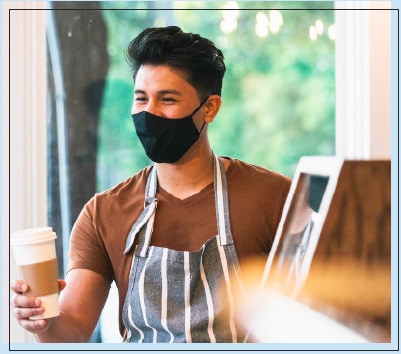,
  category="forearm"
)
[34,311,94,343]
